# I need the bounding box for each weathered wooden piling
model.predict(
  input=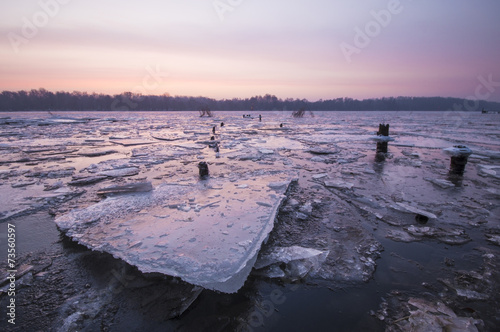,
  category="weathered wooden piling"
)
[377,124,390,136]
[215,144,220,158]
[444,145,472,175]
[450,156,469,175]
[375,142,388,162]
[198,162,209,178]
[376,142,388,153]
